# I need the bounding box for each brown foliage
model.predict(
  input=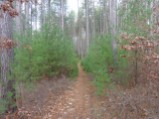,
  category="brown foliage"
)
[121,33,159,84]
[0,0,29,18]
[0,1,18,17]
[0,37,17,49]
